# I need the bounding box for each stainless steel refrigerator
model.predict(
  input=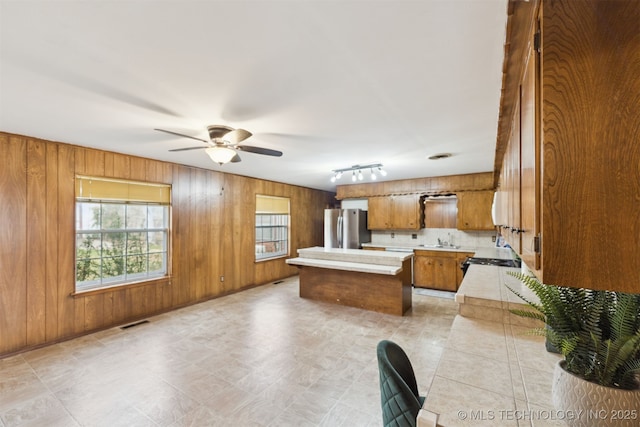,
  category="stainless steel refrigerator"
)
[324,209,371,249]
